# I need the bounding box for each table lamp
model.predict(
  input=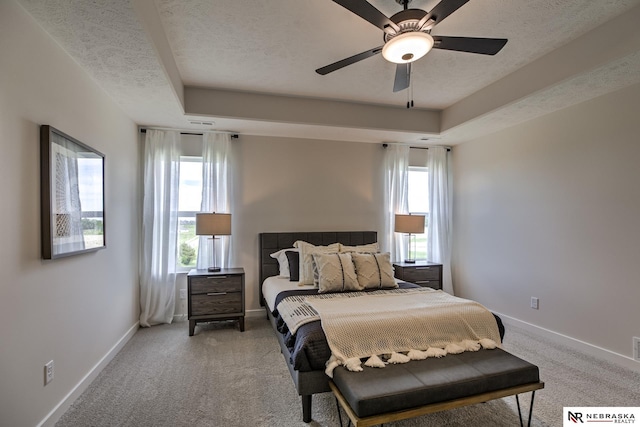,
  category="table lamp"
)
[394,213,425,263]
[195,212,231,272]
